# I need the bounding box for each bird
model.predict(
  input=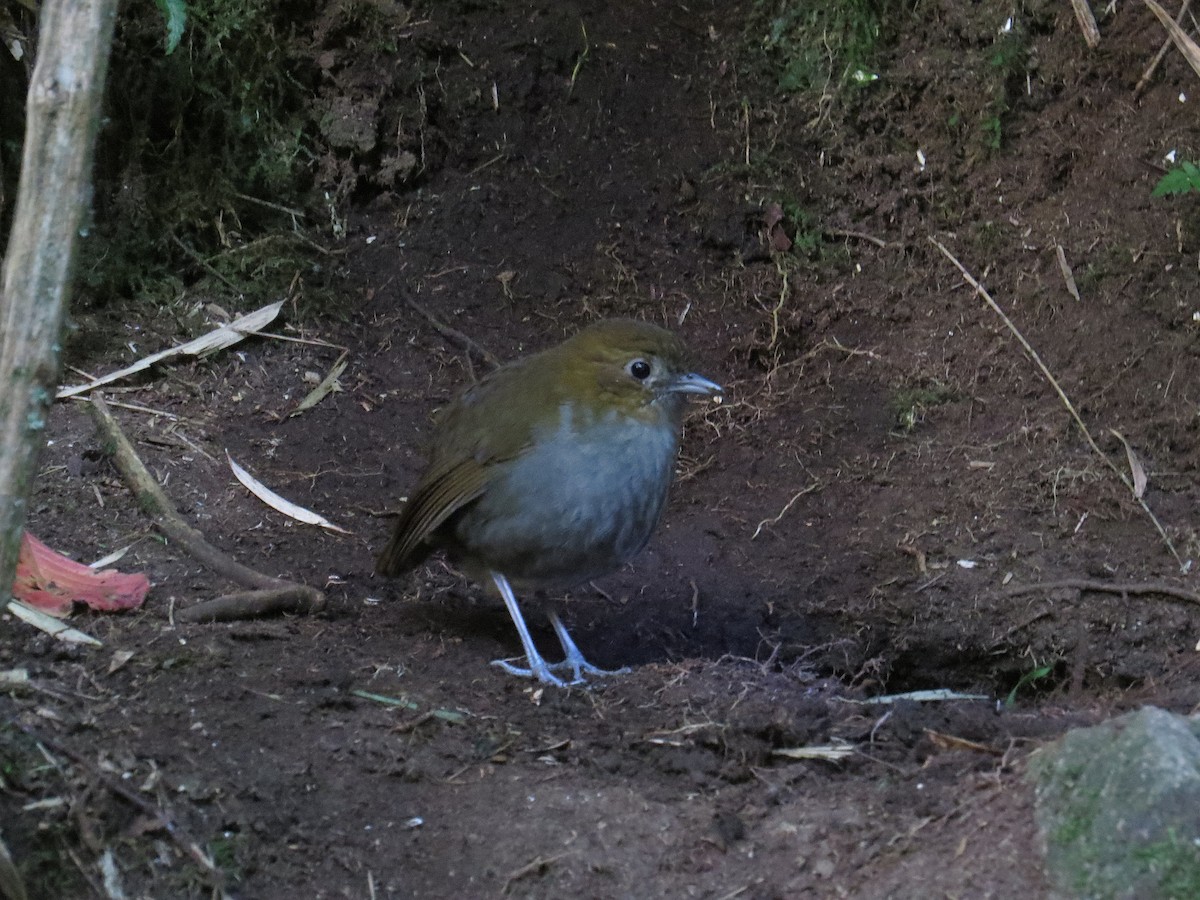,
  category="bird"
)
[375,318,722,687]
